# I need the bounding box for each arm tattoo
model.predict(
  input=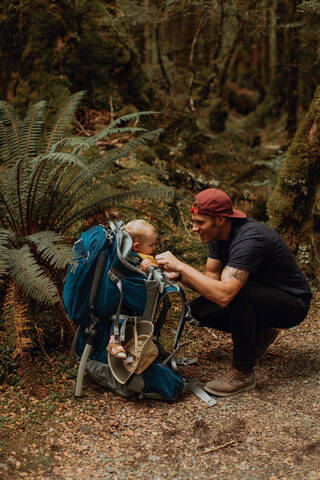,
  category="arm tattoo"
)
[223,266,249,284]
